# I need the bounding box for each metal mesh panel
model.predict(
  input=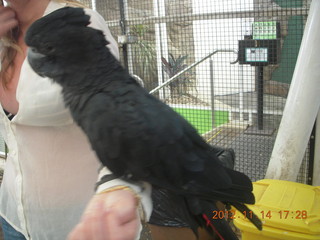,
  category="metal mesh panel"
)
[81,0,313,183]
